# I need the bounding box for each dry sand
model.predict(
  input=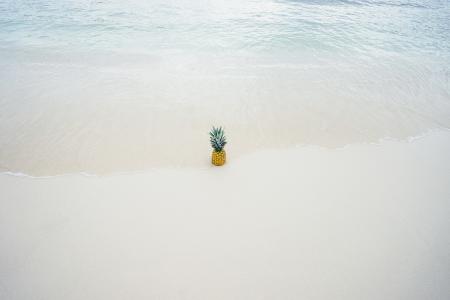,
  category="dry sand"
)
[1,130,449,300]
